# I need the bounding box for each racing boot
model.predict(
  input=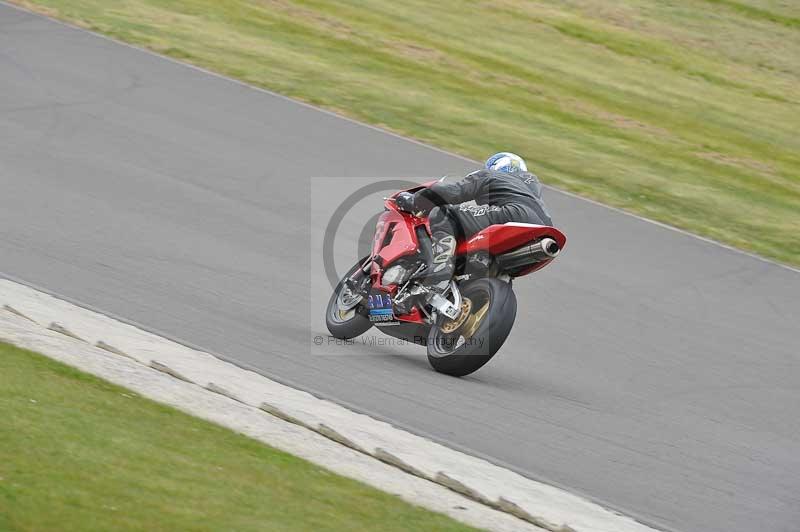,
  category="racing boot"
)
[423,231,456,291]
